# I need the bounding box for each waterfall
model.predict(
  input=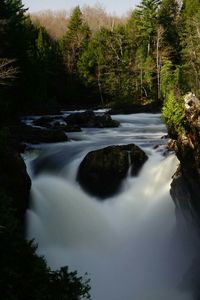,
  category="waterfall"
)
[26,113,197,300]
